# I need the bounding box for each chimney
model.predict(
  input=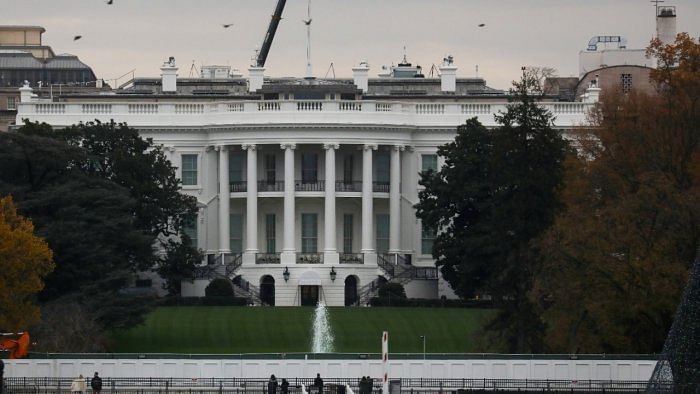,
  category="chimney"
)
[439,55,457,93]
[352,61,370,93]
[656,6,677,45]
[160,57,178,93]
[19,81,33,103]
[582,75,601,103]
[248,67,265,92]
